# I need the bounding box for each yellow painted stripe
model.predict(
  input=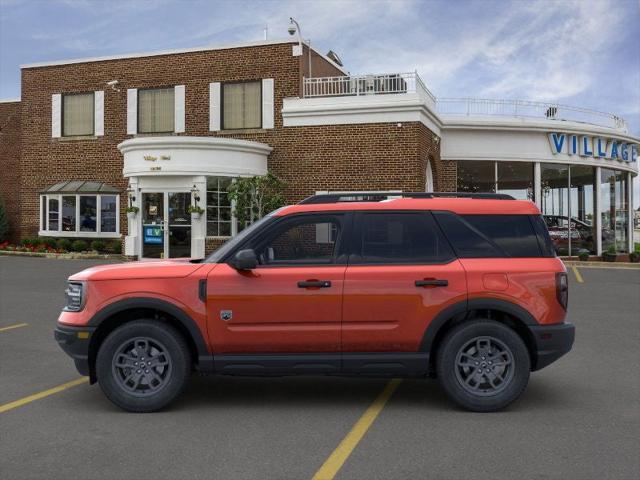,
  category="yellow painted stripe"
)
[0,323,28,333]
[312,379,401,480]
[572,266,584,283]
[0,377,88,414]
